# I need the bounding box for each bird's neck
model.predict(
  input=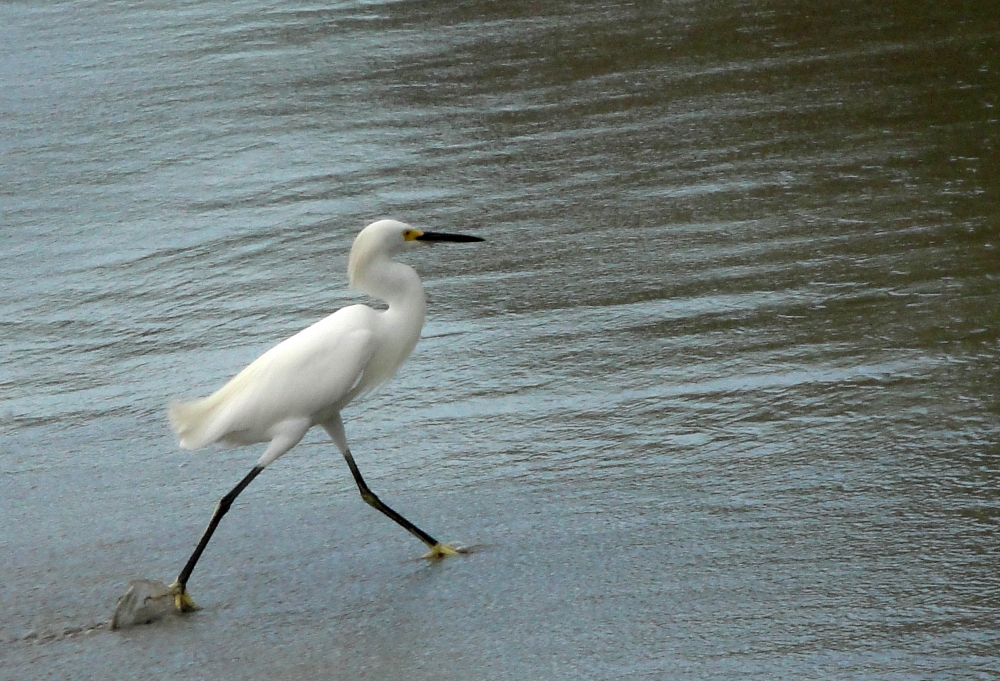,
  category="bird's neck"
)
[358,257,426,320]
[360,258,426,371]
